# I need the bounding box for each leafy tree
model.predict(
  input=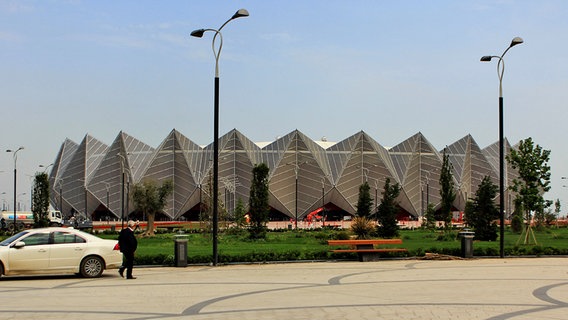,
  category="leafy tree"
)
[510,197,524,233]
[376,178,401,238]
[32,172,50,228]
[438,149,456,228]
[233,198,247,228]
[463,200,474,227]
[423,203,437,230]
[248,163,270,239]
[507,138,551,237]
[464,176,499,241]
[131,179,173,237]
[543,209,556,227]
[356,182,373,218]
[200,172,229,229]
